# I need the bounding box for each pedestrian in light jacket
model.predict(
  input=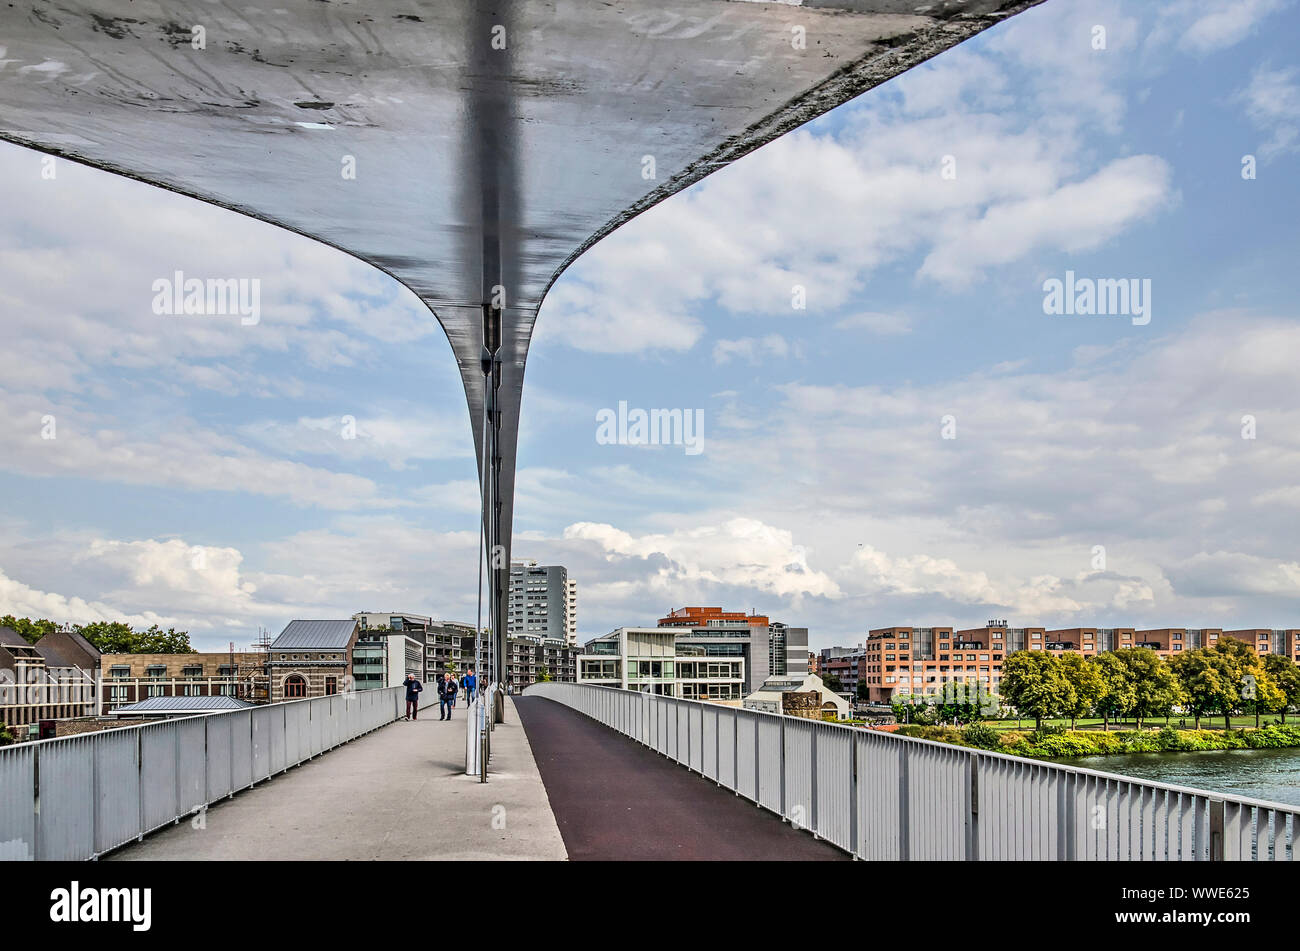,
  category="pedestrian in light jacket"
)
[438,672,457,720]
